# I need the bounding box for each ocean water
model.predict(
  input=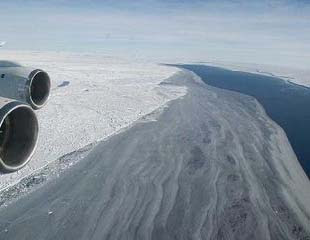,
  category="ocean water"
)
[179,64,310,178]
